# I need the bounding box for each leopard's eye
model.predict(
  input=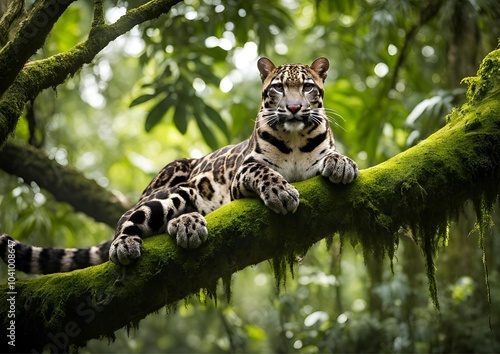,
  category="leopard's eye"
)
[303,83,315,92]
[271,83,284,93]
